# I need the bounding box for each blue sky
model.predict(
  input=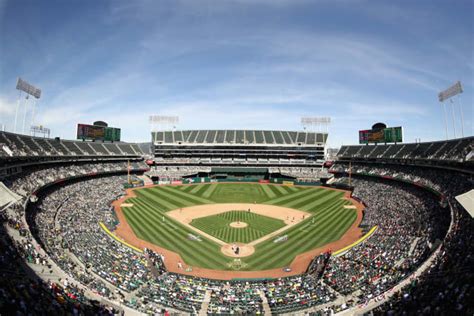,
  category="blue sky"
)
[0,0,472,146]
